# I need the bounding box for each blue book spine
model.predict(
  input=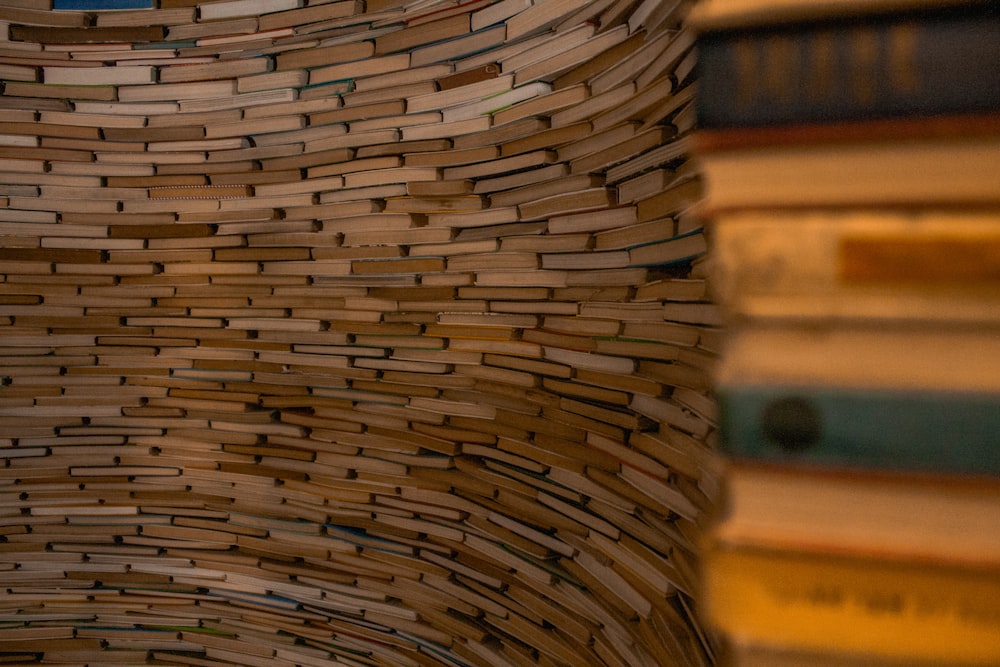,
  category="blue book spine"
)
[54,0,154,9]
[718,384,1000,475]
[695,4,1000,128]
